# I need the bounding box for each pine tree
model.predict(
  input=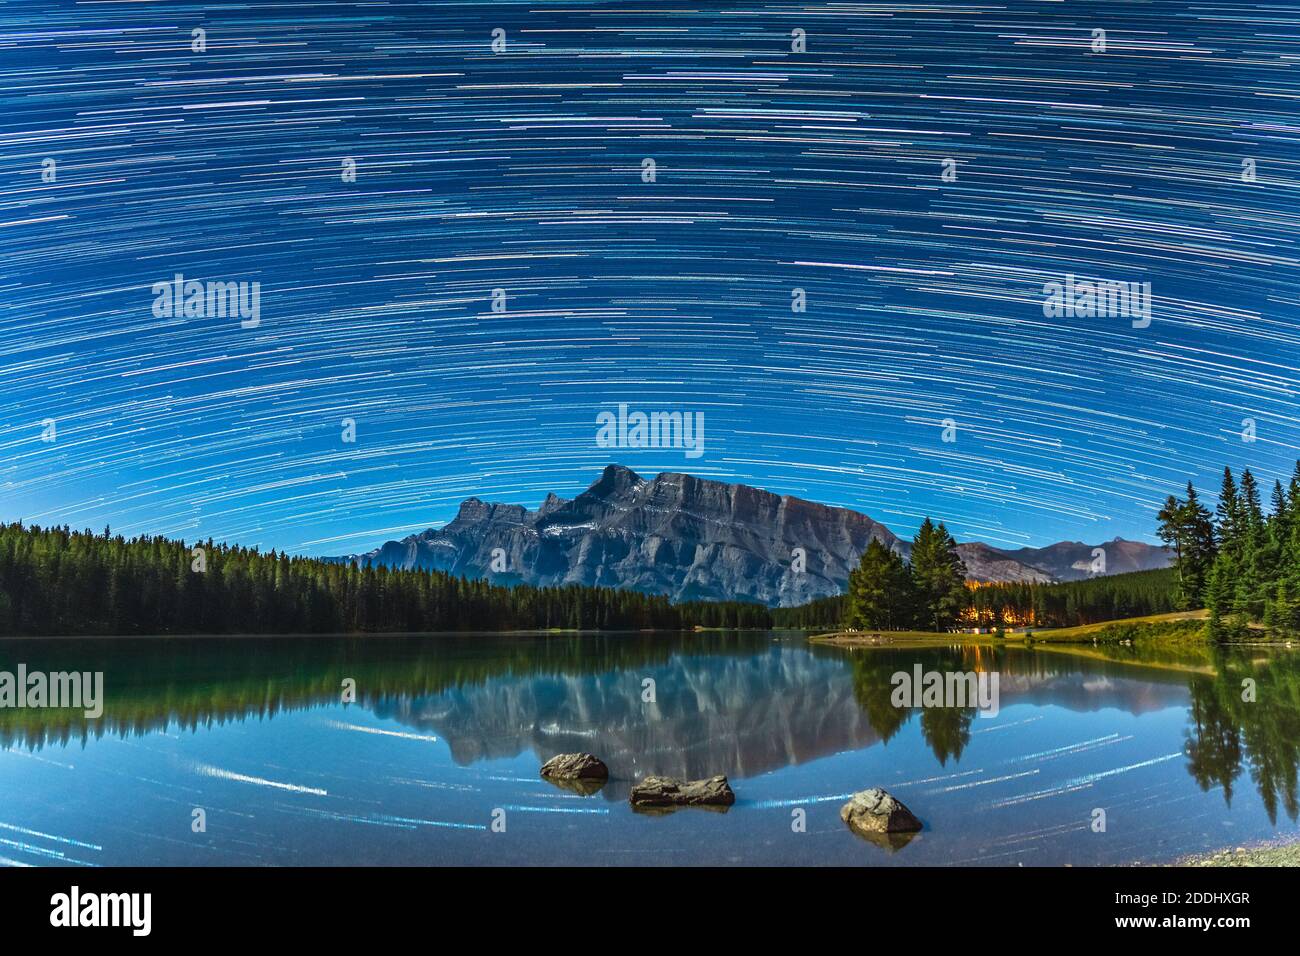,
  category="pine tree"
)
[1234,470,1267,622]
[1157,492,1190,605]
[1205,558,1235,641]
[1216,467,1242,558]
[910,518,968,631]
[1193,461,1300,639]
[1271,480,1289,543]
[846,539,915,630]
[1261,480,1294,630]
[1183,482,1215,608]
[1158,483,1215,609]
[1206,468,1242,638]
